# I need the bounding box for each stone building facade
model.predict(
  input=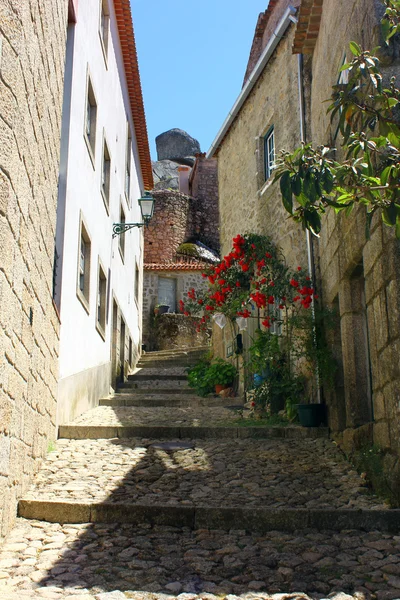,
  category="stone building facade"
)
[0,0,68,539]
[143,156,219,350]
[301,0,400,473]
[208,0,400,486]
